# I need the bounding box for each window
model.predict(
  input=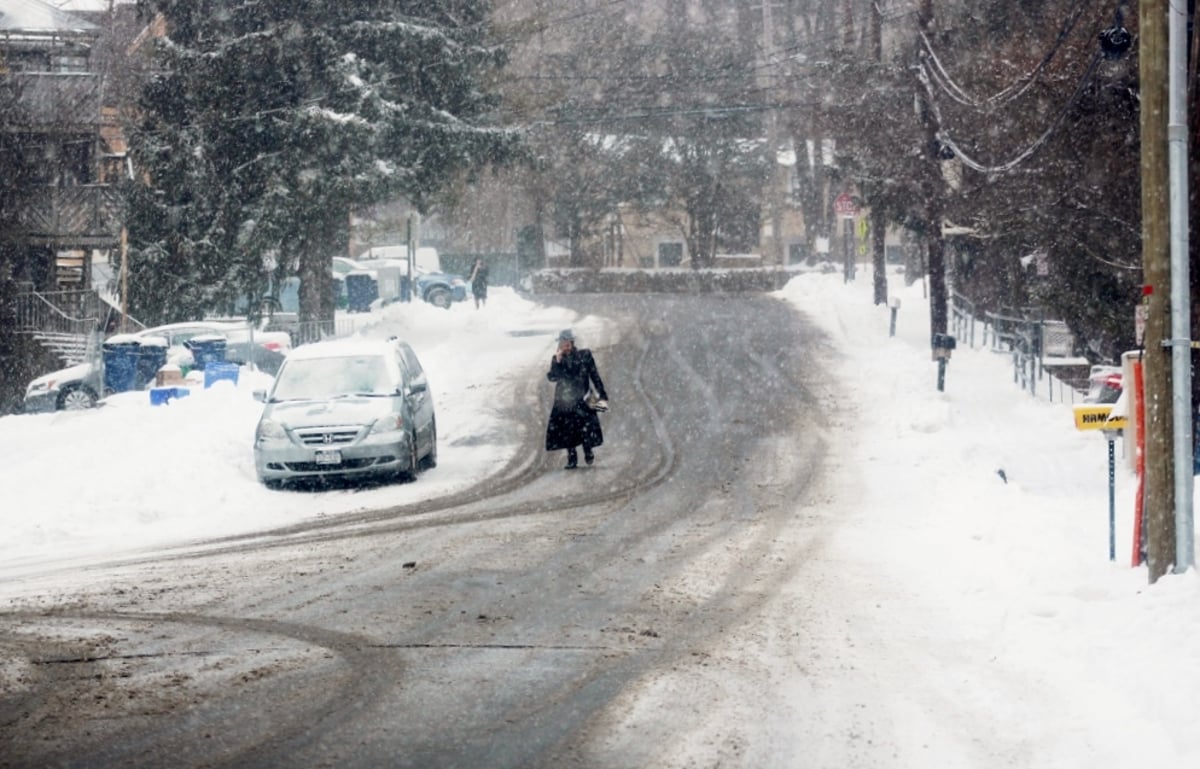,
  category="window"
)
[657,242,683,267]
[273,355,394,400]
[52,55,89,74]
